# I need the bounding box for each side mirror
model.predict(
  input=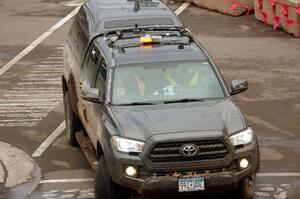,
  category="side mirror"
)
[81,88,103,103]
[231,80,248,95]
